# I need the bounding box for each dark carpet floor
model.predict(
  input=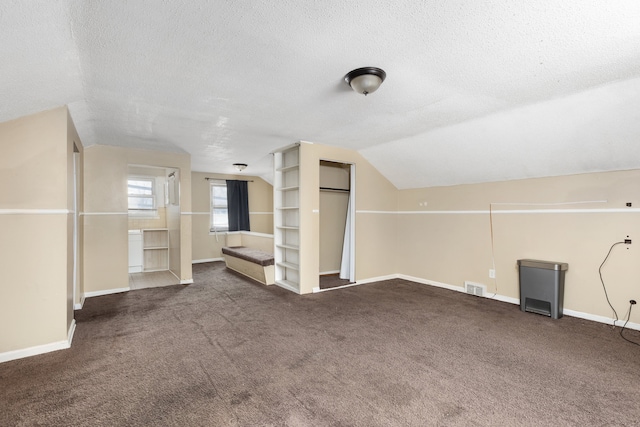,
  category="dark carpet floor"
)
[2,261,640,426]
[319,273,353,290]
